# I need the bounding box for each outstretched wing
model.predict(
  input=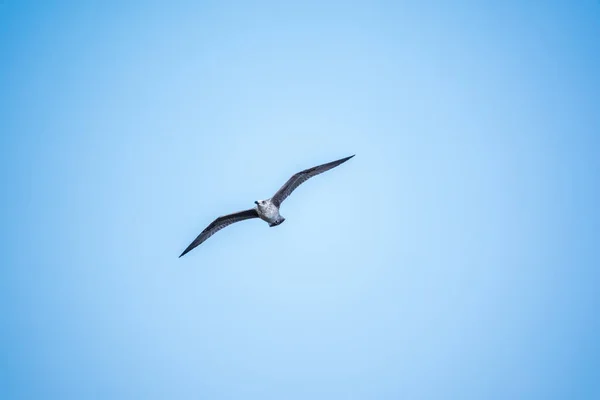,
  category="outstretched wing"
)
[179,208,259,257]
[270,155,354,207]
